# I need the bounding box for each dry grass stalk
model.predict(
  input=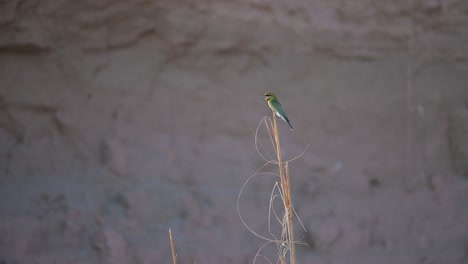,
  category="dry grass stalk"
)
[237,113,306,264]
[169,229,177,264]
[272,114,298,264]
